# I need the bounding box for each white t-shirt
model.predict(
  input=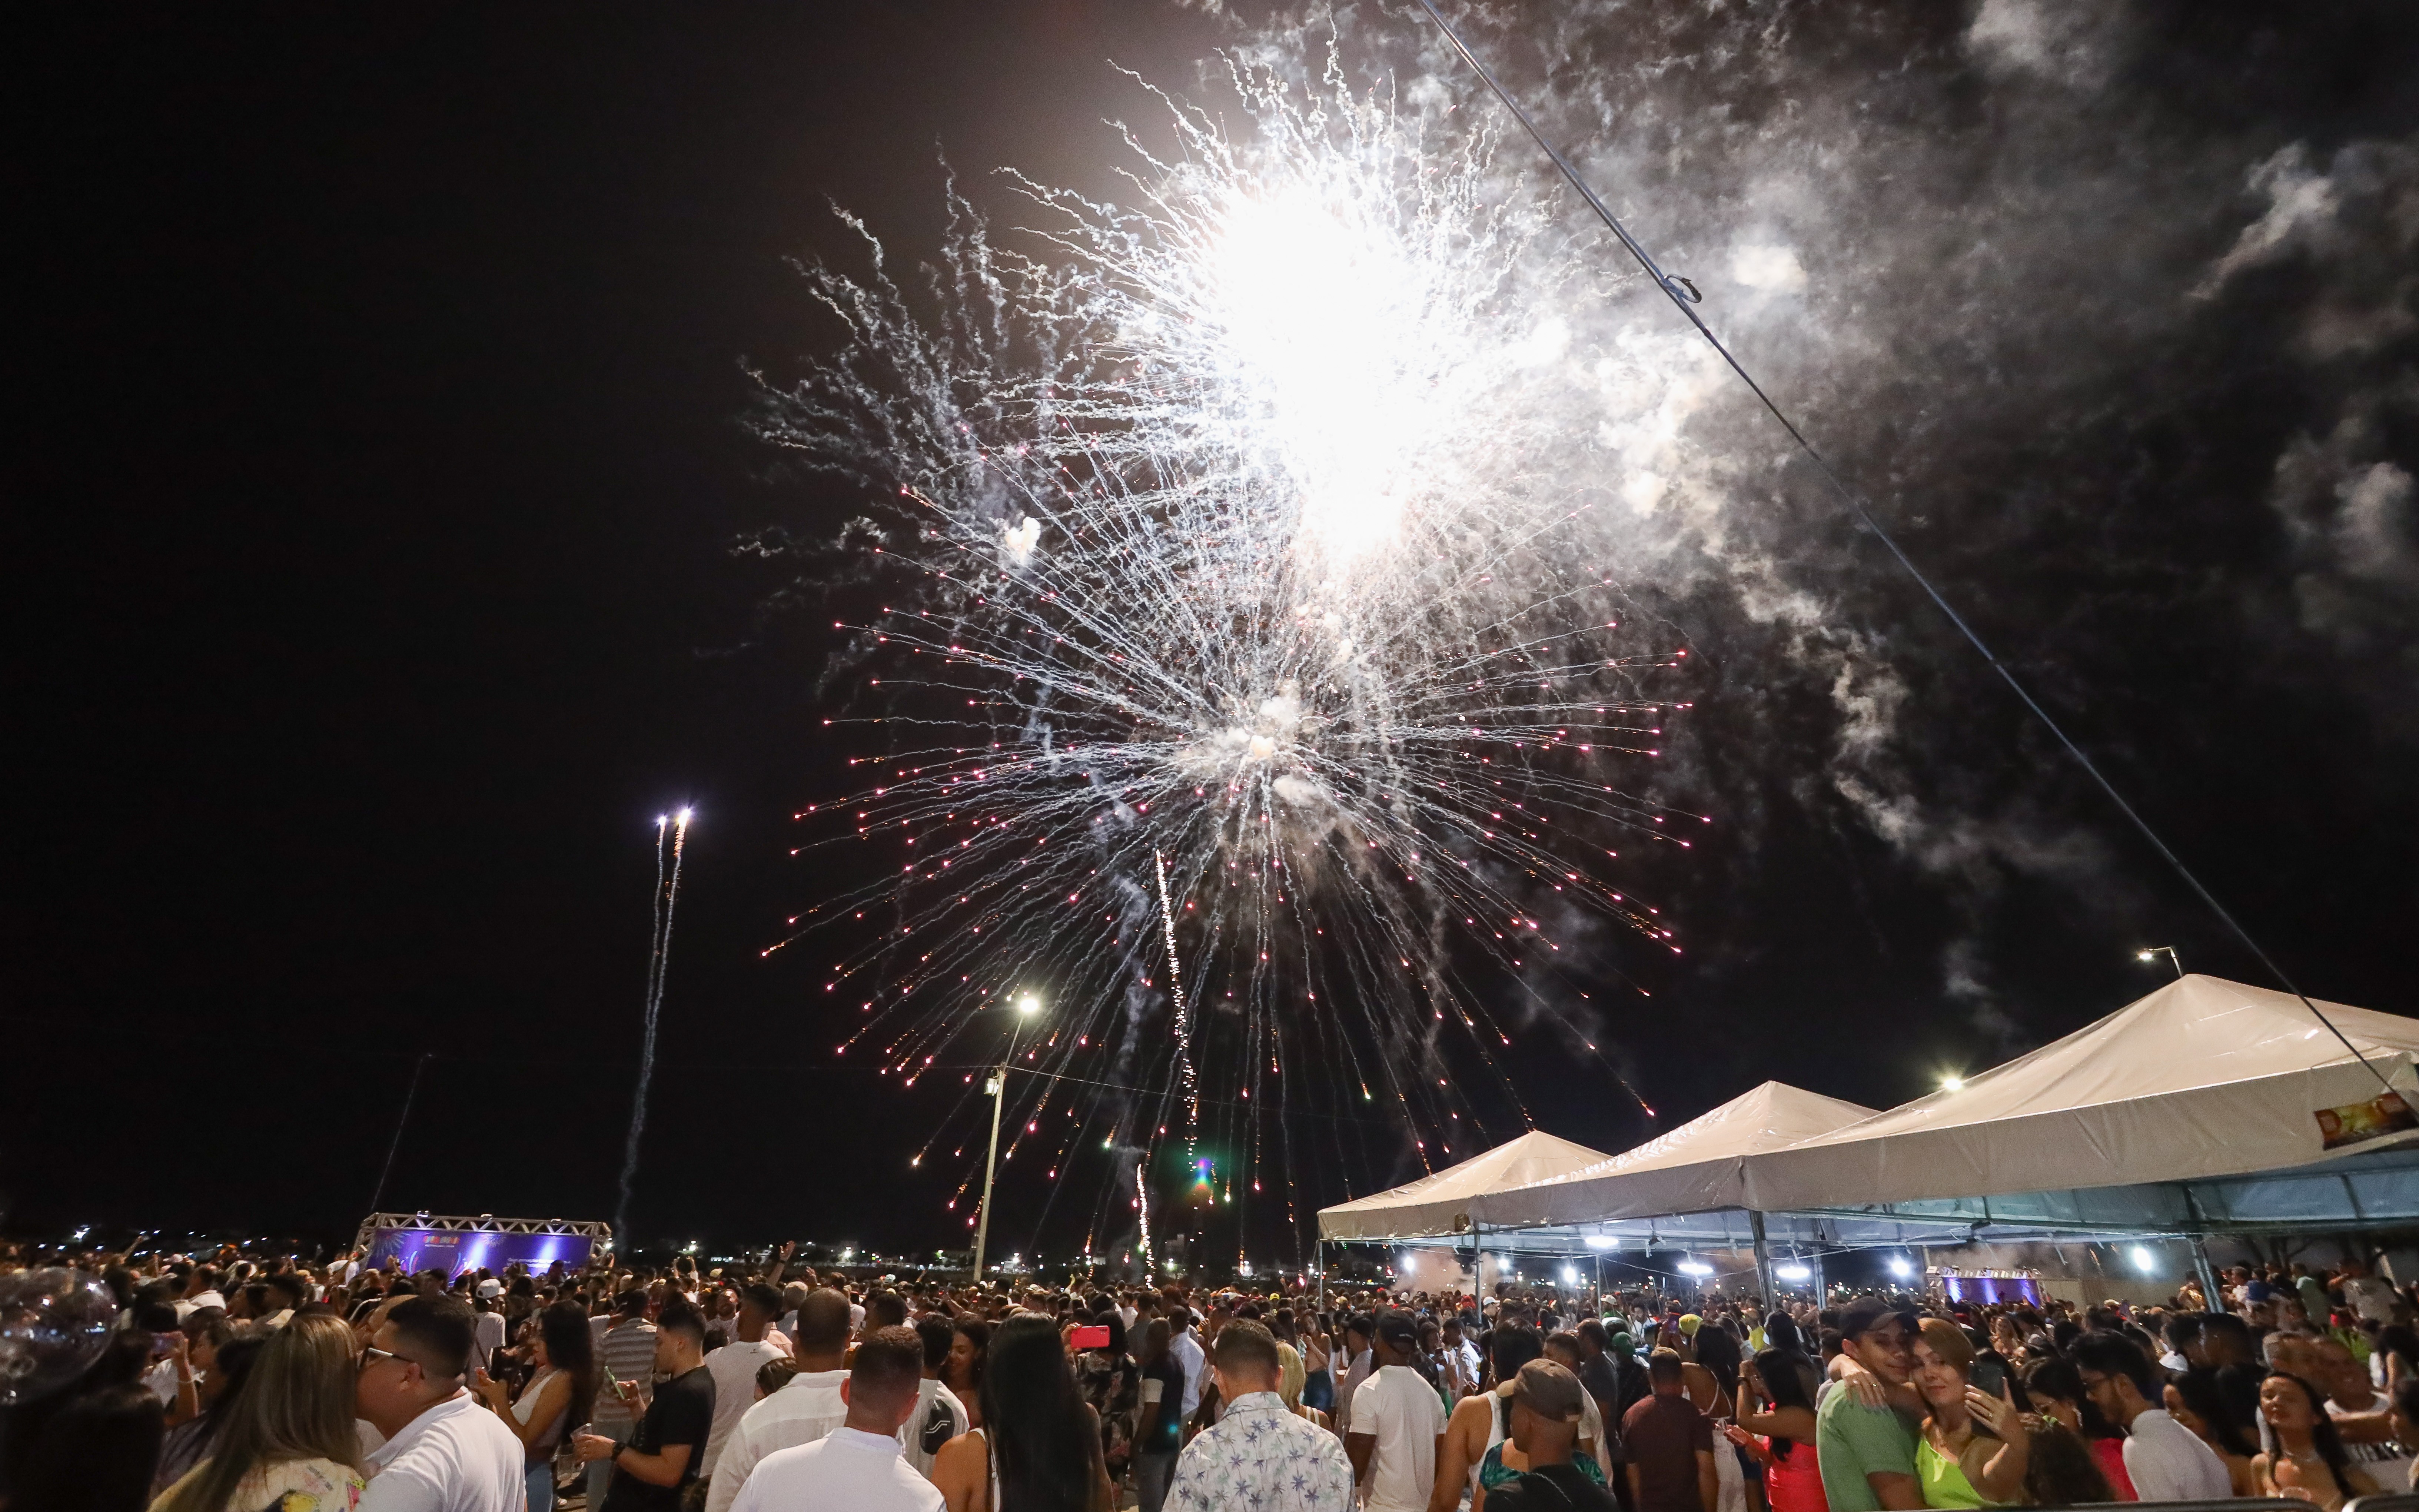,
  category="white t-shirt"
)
[472,1310,505,1372]
[906,1378,967,1479]
[2328,1397,2418,1491]
[1170,1329,1206,1416]
[706,1367,851,1512]
[355,1391,527,1512]
[703,1339,785,1474]
[2120,1408,2234,1502]
[728,1426,942,1512]
[2345,1276,2402,1325]
[1350,1364,1448,1512]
